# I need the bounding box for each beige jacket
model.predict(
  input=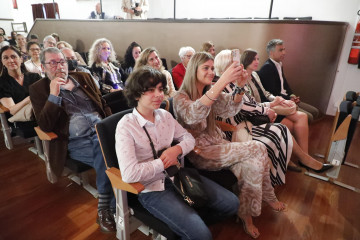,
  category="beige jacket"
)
[121,0,149,19]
